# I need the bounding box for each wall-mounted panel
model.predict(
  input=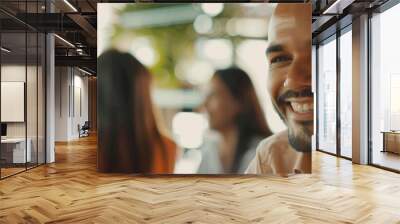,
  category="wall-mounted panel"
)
[1,82,25,122]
